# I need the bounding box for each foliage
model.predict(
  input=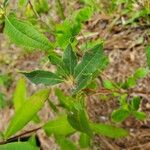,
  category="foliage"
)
[0,0,150,149]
